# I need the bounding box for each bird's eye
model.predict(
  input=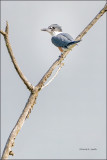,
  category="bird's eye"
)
[49,27,55,30]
